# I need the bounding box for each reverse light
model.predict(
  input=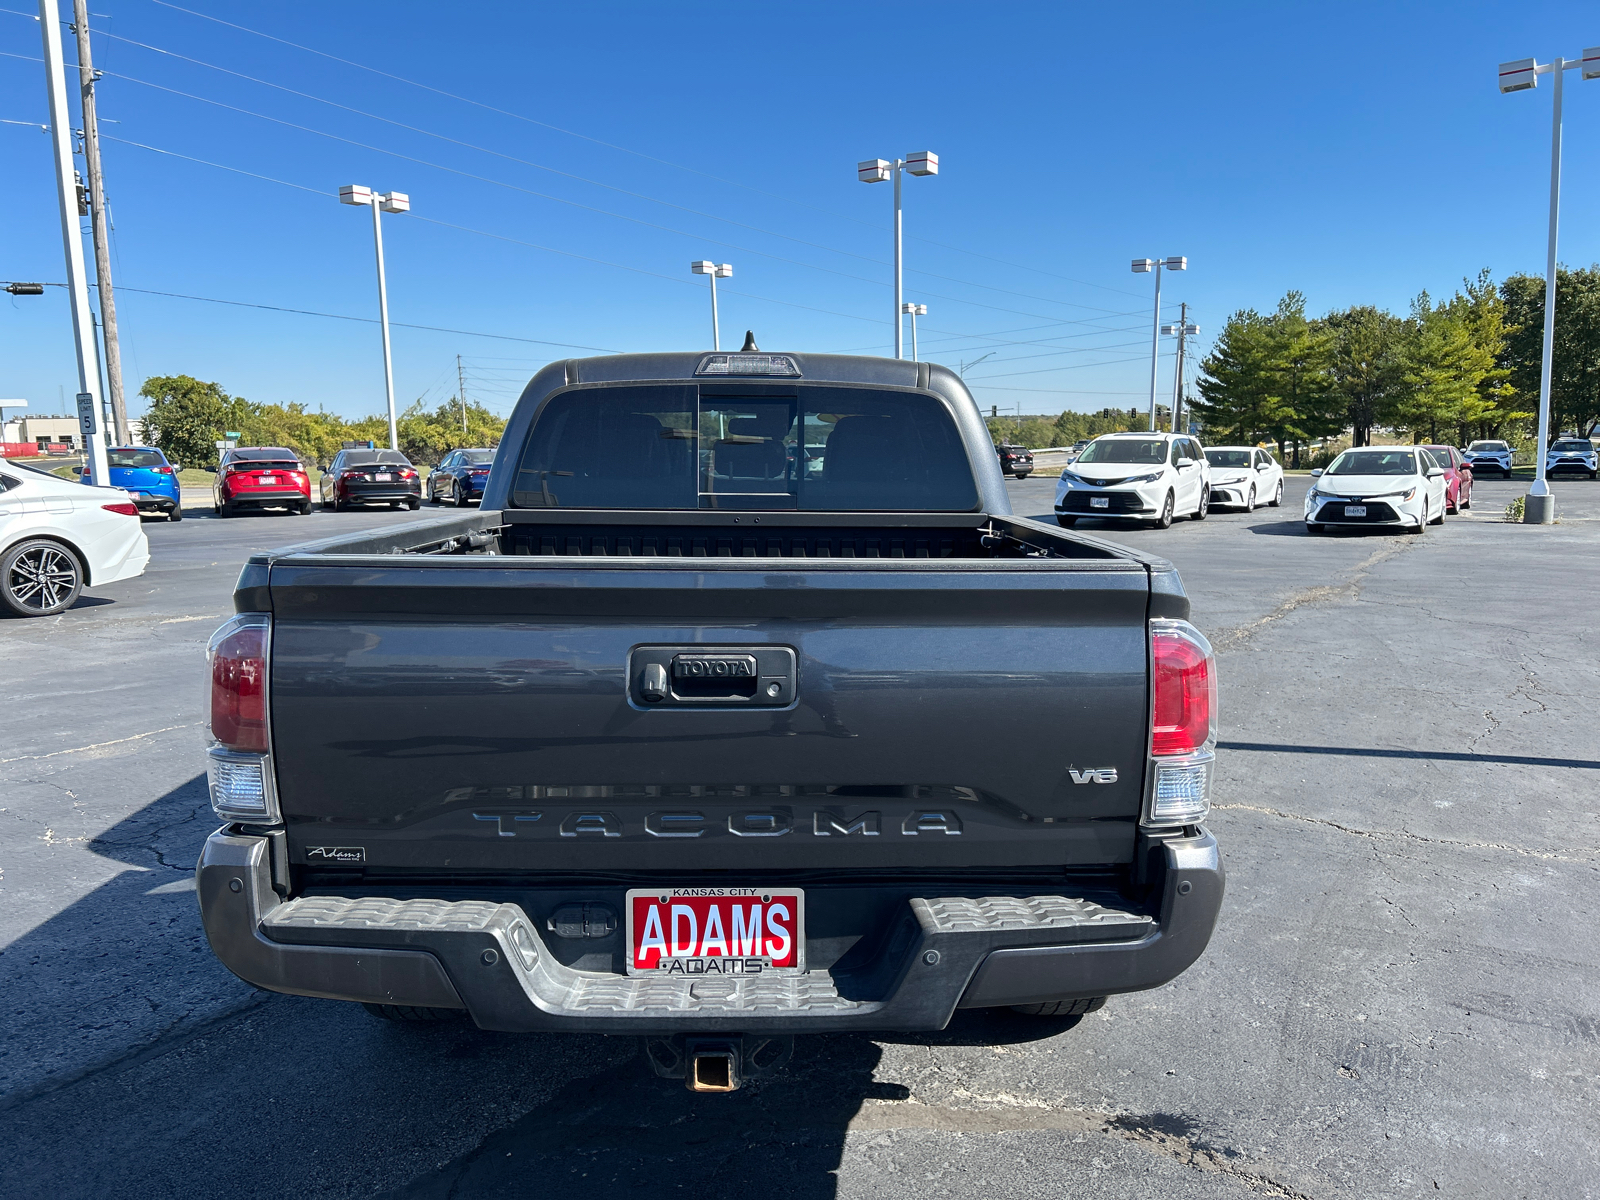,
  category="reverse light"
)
[1146,619,1217,827]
